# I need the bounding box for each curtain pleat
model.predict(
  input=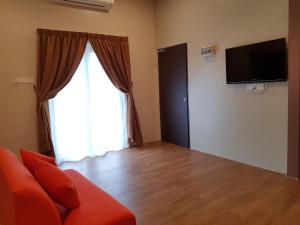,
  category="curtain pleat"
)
[36,29,88,154]
[89,34,143,147]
